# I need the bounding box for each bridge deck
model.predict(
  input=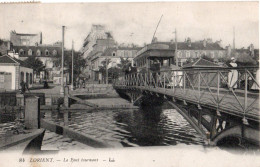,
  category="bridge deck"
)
[115,85,259,122]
